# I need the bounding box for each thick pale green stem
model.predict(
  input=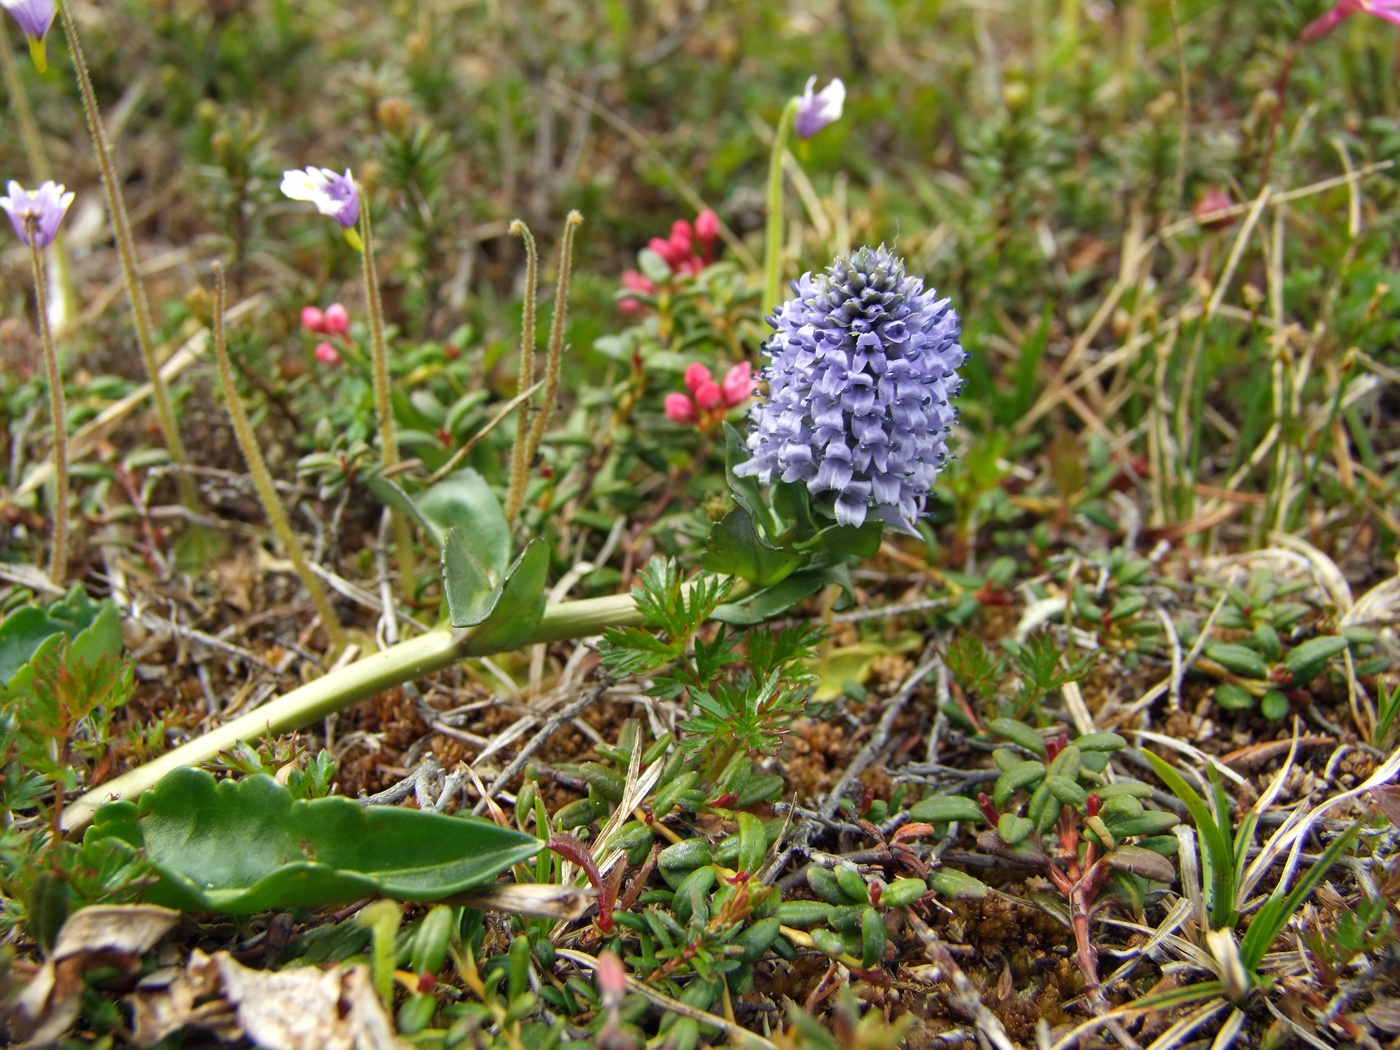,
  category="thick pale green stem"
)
[360,202,417,601]
[61,590,647,831]
[762,99,799,317]
[28,229,68,585]
[56,0,197,511]
[211,263,347,656]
